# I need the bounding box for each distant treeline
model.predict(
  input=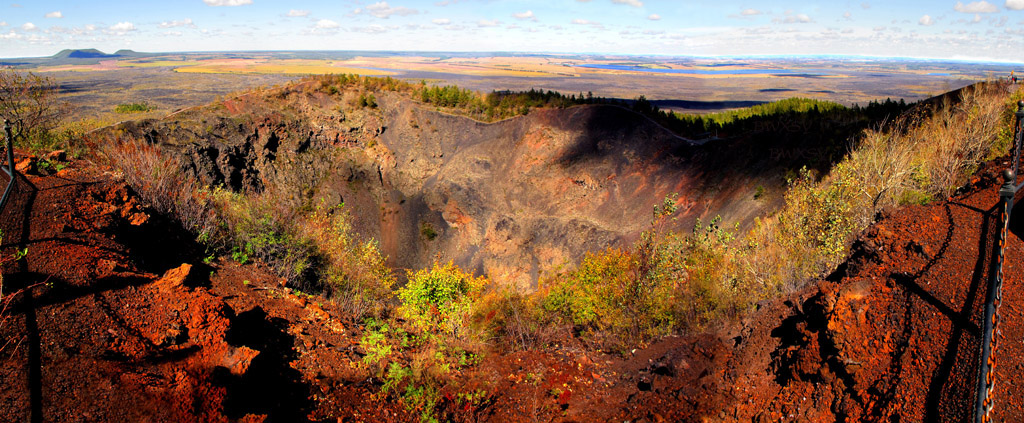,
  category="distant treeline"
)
[417,85,588,120]
[313,74,913,139]
[411,83,912,139]
[657,97,911,137]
